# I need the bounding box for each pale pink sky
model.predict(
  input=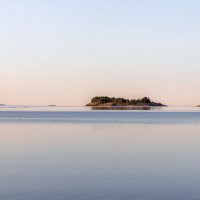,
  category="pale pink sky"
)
[1,1,200,106]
